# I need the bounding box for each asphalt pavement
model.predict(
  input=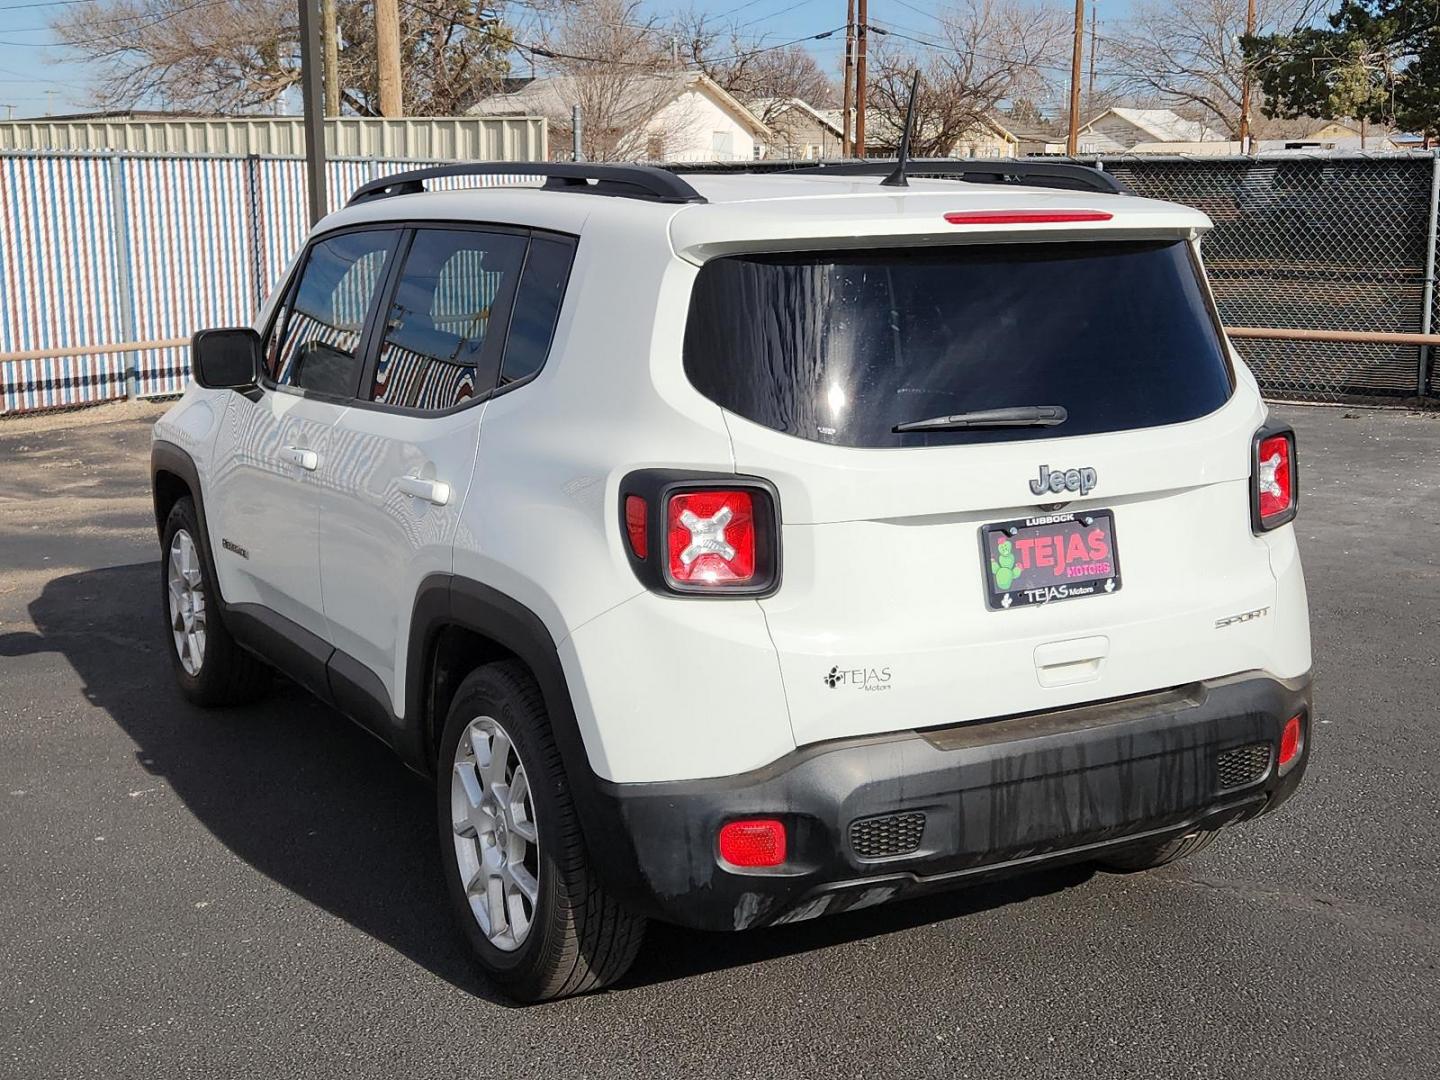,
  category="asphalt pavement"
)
[0,400,1436,1079]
